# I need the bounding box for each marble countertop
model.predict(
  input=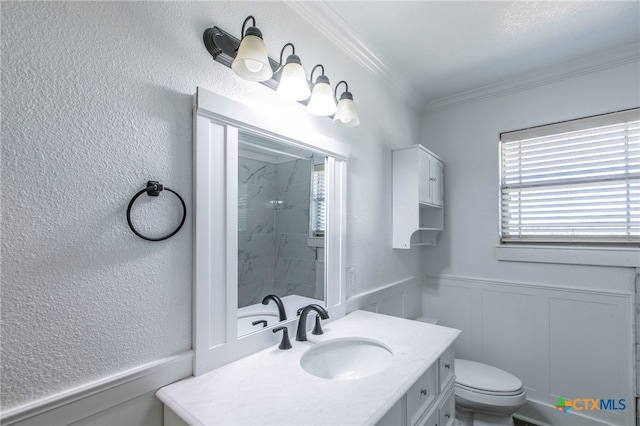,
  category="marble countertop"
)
[156,310,460,425]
